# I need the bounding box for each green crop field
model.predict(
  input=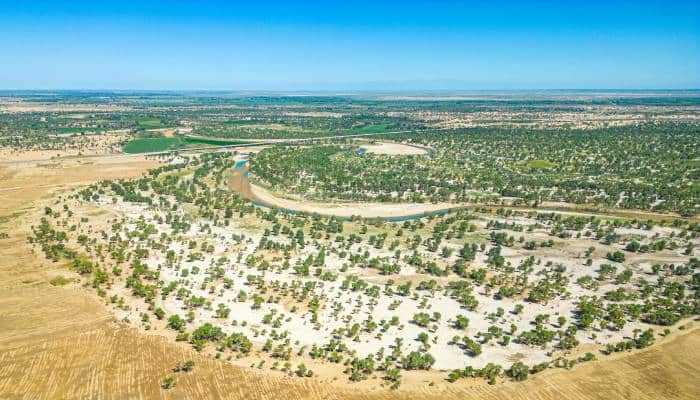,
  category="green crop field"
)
[136,118,164,129]
[523,159,558,169]
[122,137,181,153]
[348,123,395,133]
[122,135,246,153]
